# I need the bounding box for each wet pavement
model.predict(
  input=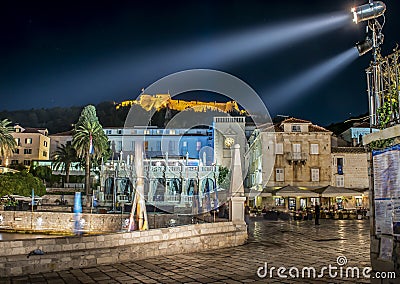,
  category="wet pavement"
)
[1,218,371,283]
